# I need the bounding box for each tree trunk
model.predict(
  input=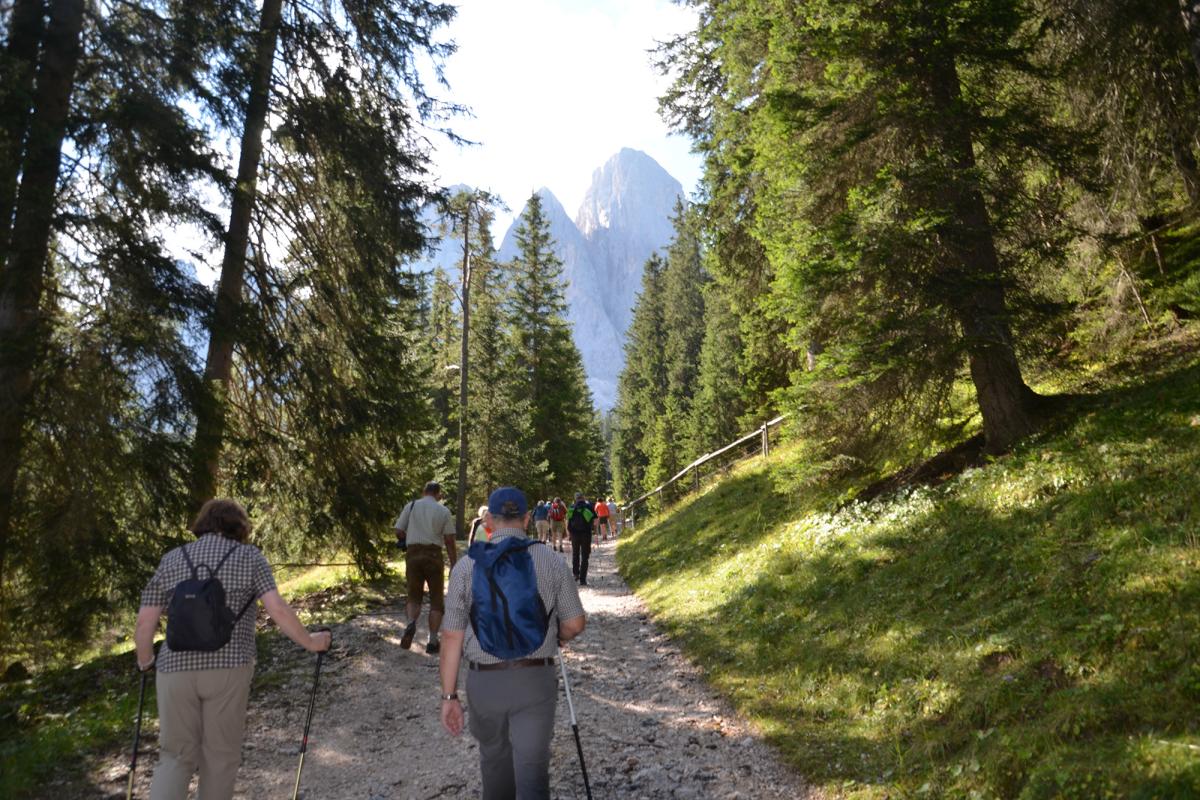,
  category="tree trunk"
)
[455,208,471,540]
[1150,64,1200,205]
[188,0,283,510]
[0,0,47,254]
[1181,0,1200,83]
[0,0,84,592]
[927,46,1039,454]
